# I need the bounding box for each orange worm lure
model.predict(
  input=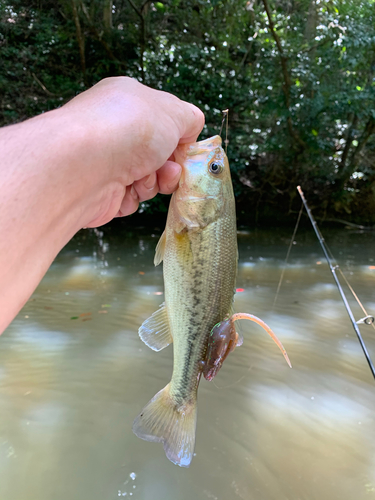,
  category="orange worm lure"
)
[203,313,291,381]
